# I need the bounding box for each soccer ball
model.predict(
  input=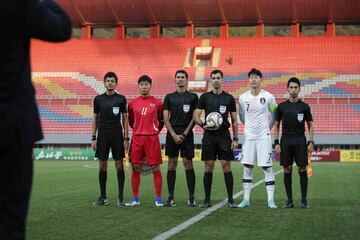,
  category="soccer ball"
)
[206,112,223,129]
